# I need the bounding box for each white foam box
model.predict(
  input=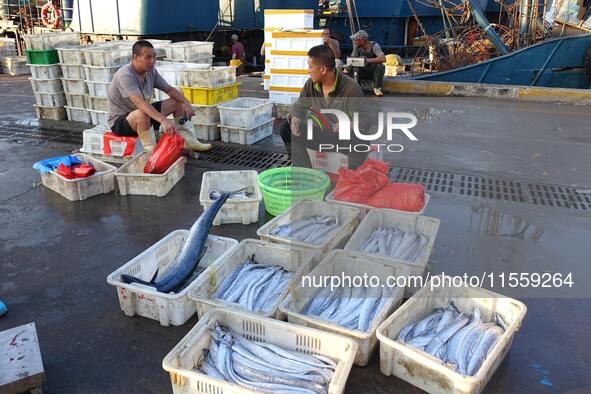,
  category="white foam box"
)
[34,105,67,121]
[217,97,273,129]
[264,9,314,28]
[85,80,109,97]
[39,153,117,201]
[376,276,527,394]
[269,72,308,88]
[279,249,408,366]
[59,63,84,79]
[62,78,88,94]
[65,106,92,123]
[34,91,65,107]
[106,230,238,326]
[256,199,364,259]
[84,95,108,111]
[344,208,441,296]
[194,122,219,140]
[162,309,357,394]
[83,65,121,82]
[268,89,300,105]
[28,64,62,79]
[270,30,324,52]
[199,170,262,225]
[188,239,315,319]
[65,92,86,108]
[115,152,185,197]
[219,118,274,145]
[269,52,309,70]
